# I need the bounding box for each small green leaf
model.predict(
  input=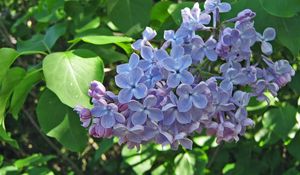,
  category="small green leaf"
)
[14,154,55,169]
[107,0,153,34]
[0,48,19,82]
[10,68,43,119]
[0,67,26,124]
[43,49,104,108]
[17,23,66,53]
[263,103,297,140]
[76,17,101,33]
[259,0,300,18]
[0,127,19,149]
[73,35,133,45]
[151,1,173,24]
[36,89,88,152]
